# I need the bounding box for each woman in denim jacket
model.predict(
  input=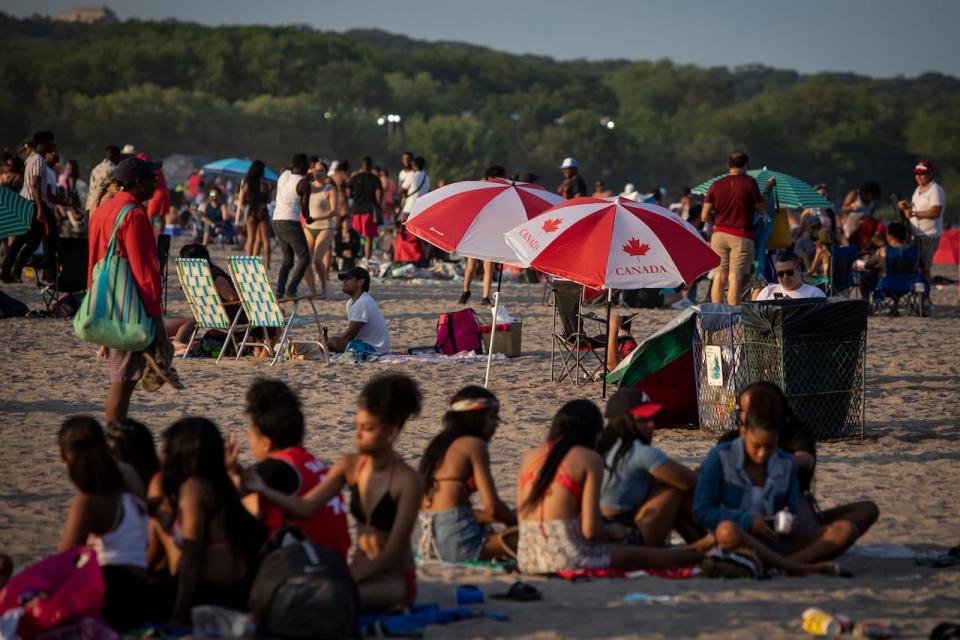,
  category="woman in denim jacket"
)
[693,411,839,575]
